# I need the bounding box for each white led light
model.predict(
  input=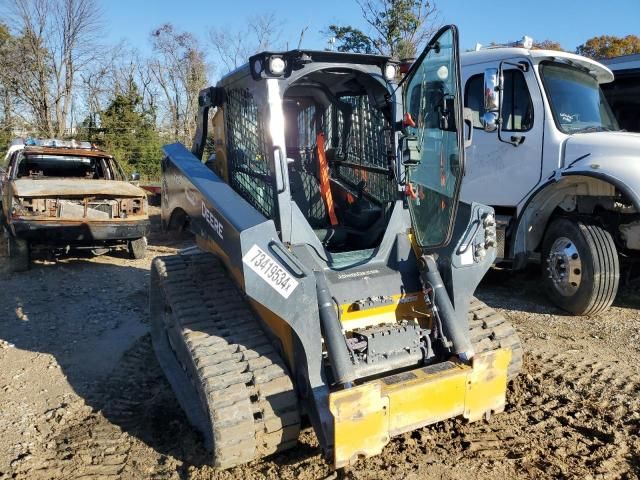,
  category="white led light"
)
[269,57,286,75]
[522,35,534,49]
[437,65,449,80]
[384,64,397,80]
